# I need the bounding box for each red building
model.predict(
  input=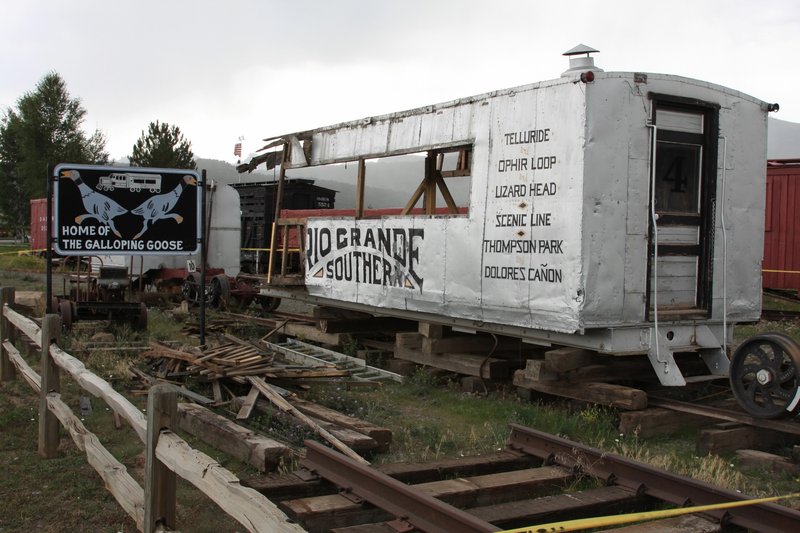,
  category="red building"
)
[763,159,800,293]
